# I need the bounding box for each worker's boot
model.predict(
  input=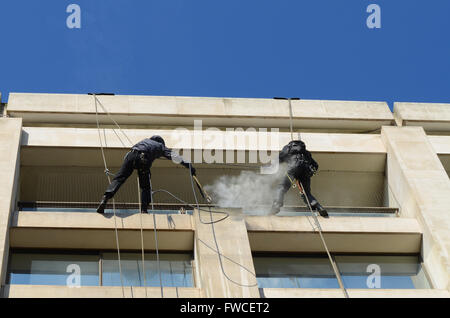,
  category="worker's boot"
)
[96,195,109,214]
[311,200,328,218]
